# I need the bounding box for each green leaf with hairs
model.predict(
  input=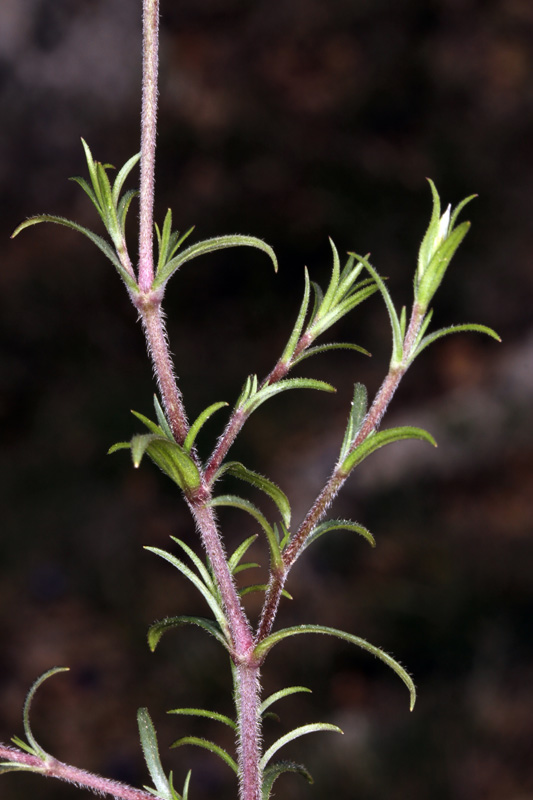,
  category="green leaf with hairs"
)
[303,519,376,552]
[228,535,258,574]
[109,433,200,493]
[254,624,416,711]
[241,377,336,415]
[137,708,174,800]
[260,686,312,715]
[168,708,236,731]
[411,322,501,362]
[279,268,311,364]
[171,737,238,774]
[341,425,437,475]
[339,383,368,462]
[147,615,229,651]
[153,234,278,290]
[262,761,314,800]
[260,723,342,769]
[208,494,283,569]
[184,401,229,453]
[214,462,291,527]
